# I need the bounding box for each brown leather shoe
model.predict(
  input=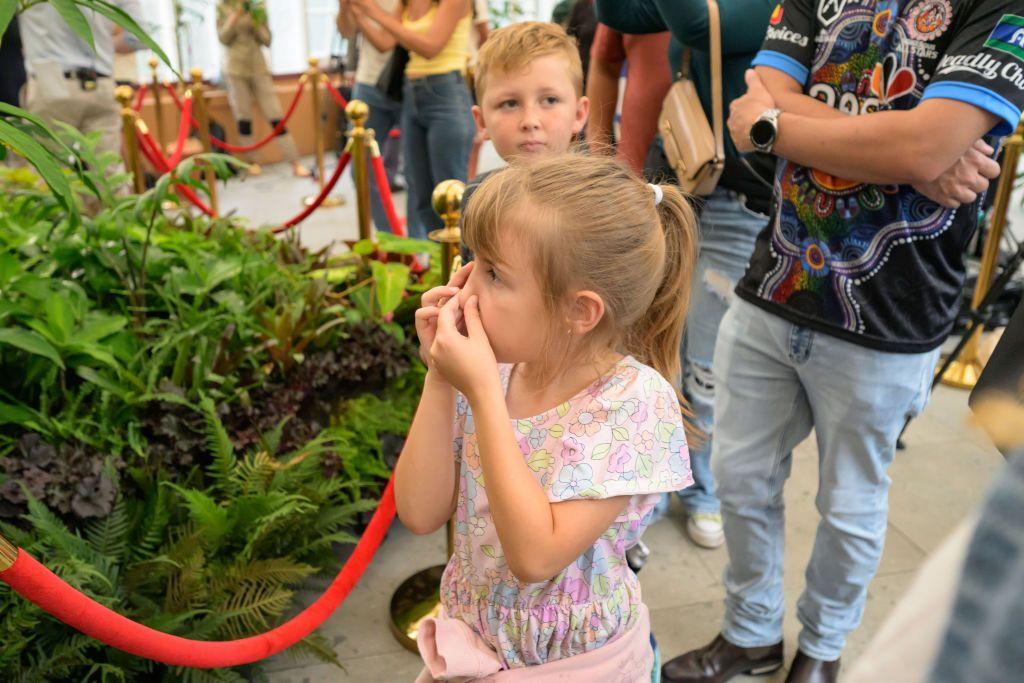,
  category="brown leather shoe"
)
[783,651,840,683]
[662,633,784,683]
